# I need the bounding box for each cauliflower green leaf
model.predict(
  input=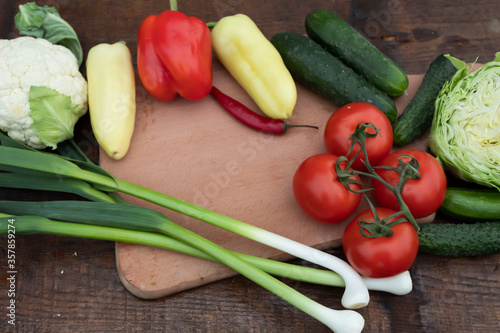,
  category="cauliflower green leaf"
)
[29,86,84,150]
[15,2,83,66]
